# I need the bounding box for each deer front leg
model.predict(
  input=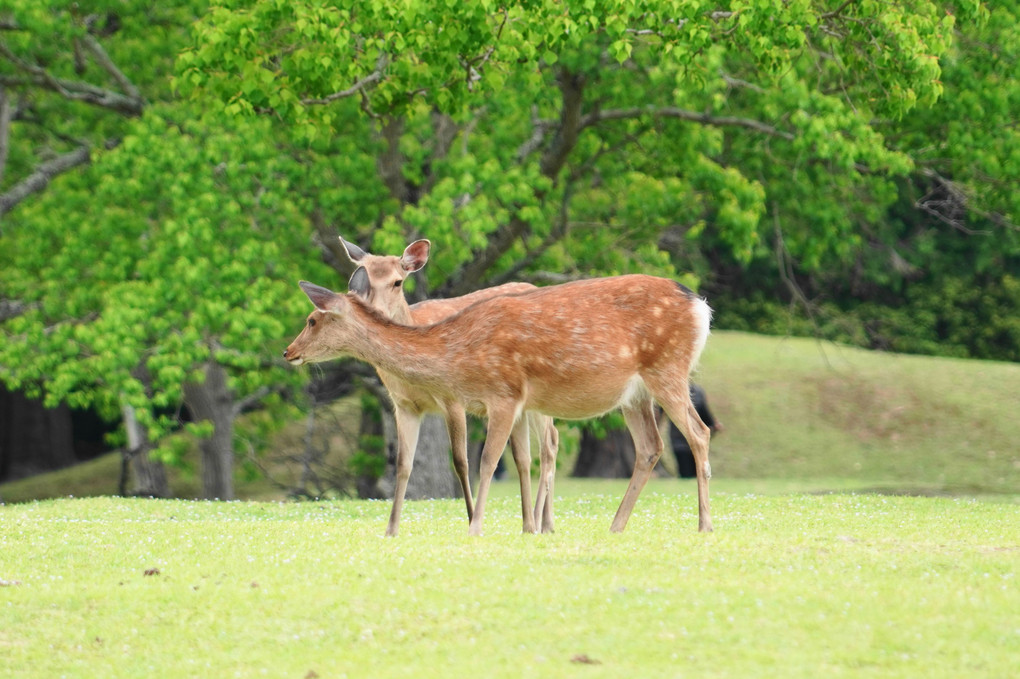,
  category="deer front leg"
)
[468,407,517,537]
[442,400,474,523]
[508,417,536,534]
[386,406,422,537]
